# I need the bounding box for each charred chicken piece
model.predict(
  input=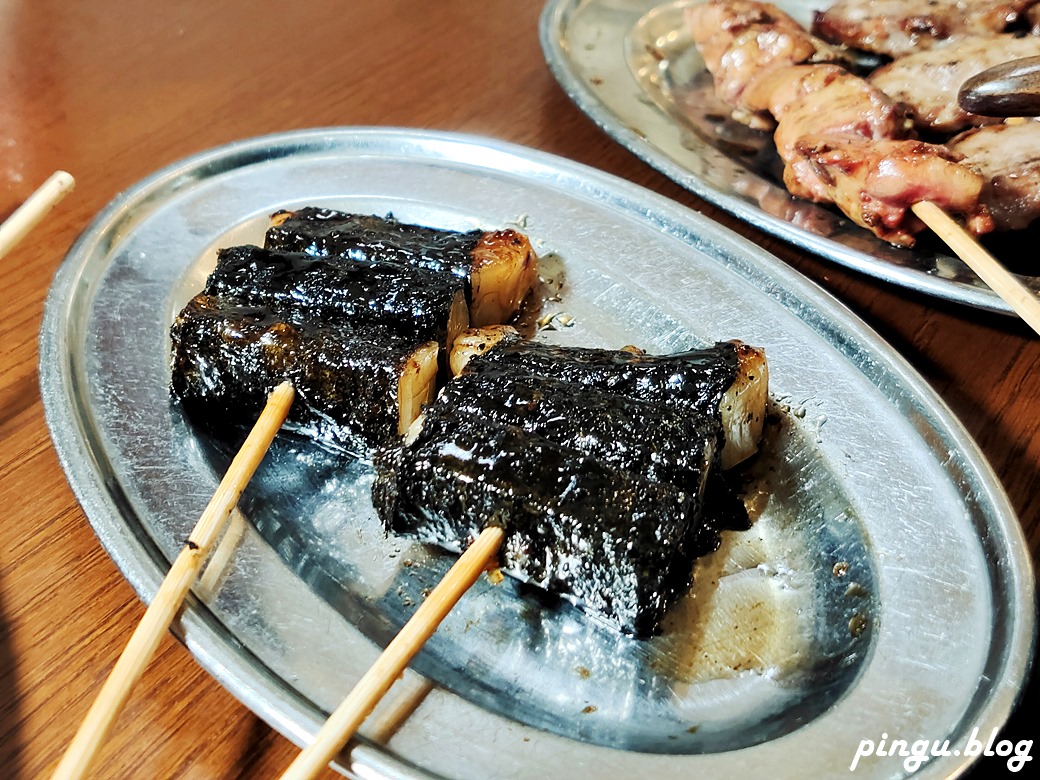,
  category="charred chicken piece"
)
[768,66,909,200]
[948,121,1040,230]
[723,28,858,127]
[688,1,854,128]
[788,135,992,245]
[812,0,1039,58]
[686,0,806,74]
[870,35,1040,133]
